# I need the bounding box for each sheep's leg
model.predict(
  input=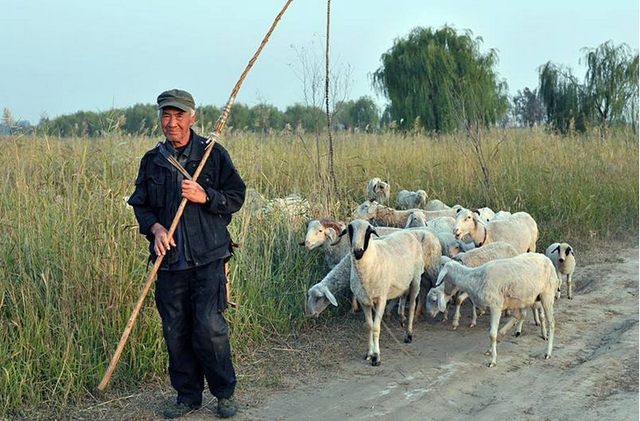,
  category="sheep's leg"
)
[415,288,426,320]
[452,292,468,330]
[538,305,547,340]
[362,303,375,362]
[371,298,387,366]
[351,295,360,313]
[567,273,573,300]
[398,296,407,327]
[532,306,541,326]
[513,307,529,338]
[540,294,555,359]
[470,306,478,328]
[405,279,420,344]
[497,311,520,342]
[385,298,397,322]
[486,308,501,368]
